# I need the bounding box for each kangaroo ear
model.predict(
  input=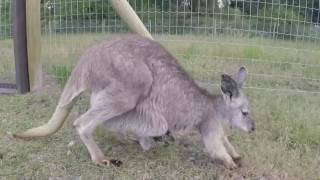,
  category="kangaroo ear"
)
[221,74,239,98]
[235,66,248,88]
